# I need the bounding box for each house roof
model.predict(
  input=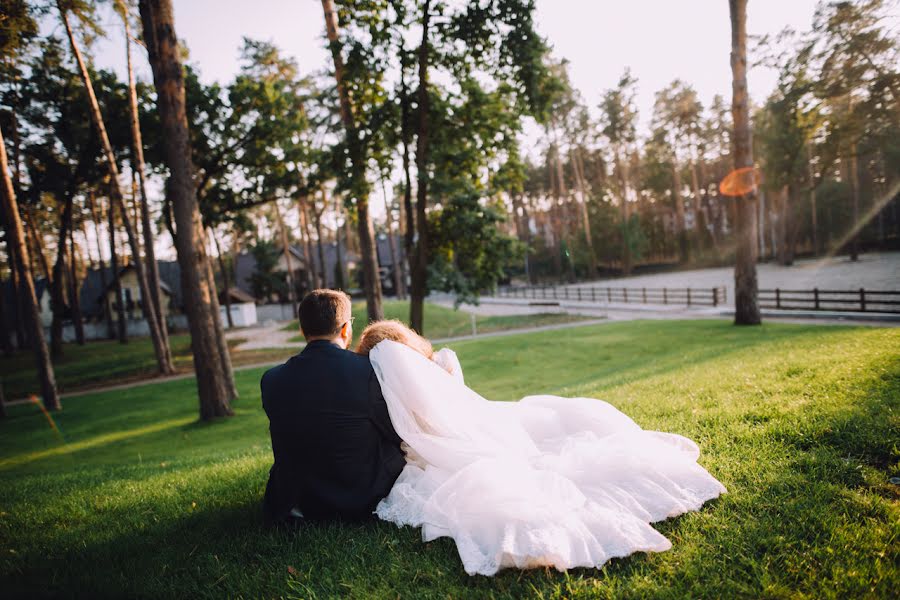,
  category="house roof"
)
[221,286,255,304]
